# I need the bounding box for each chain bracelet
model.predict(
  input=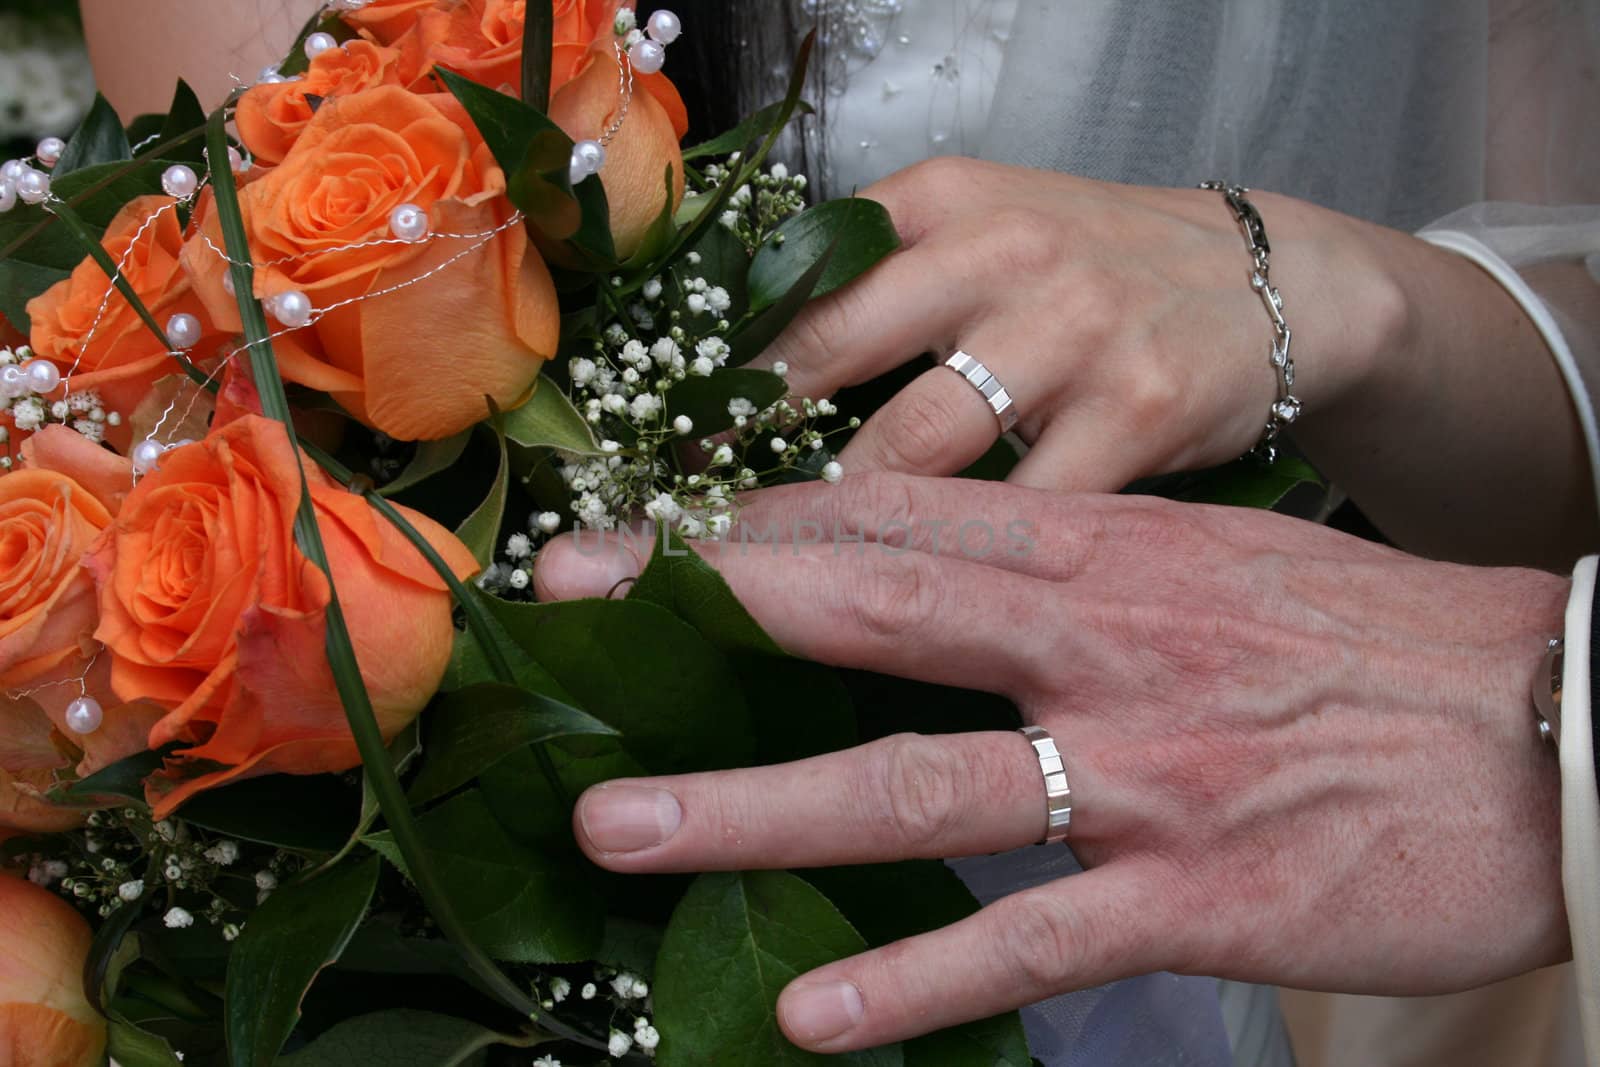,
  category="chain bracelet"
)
[1200,181,1301,462]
